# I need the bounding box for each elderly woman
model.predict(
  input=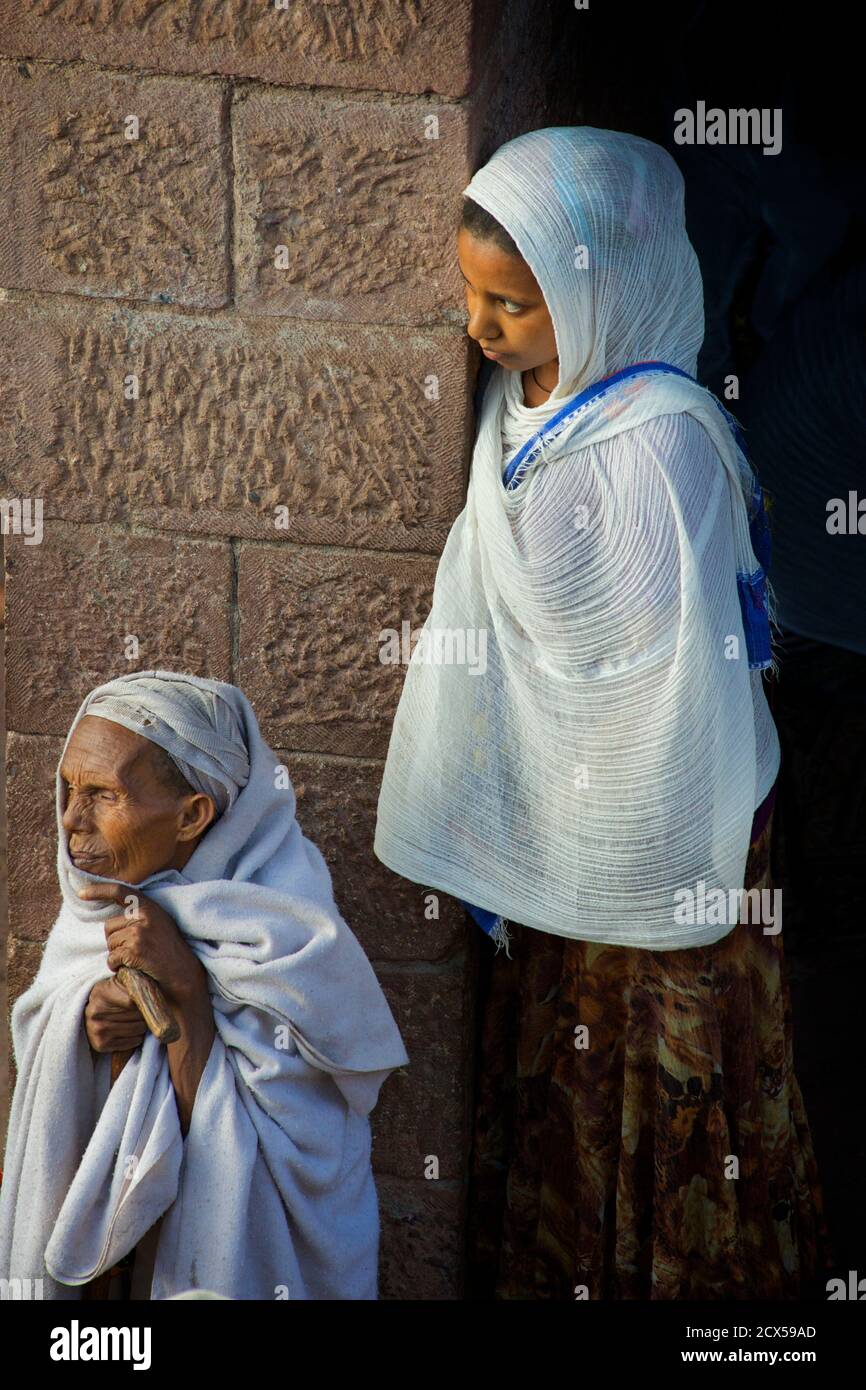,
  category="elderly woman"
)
[374,127,833,1299]
[0,670,409,1300]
